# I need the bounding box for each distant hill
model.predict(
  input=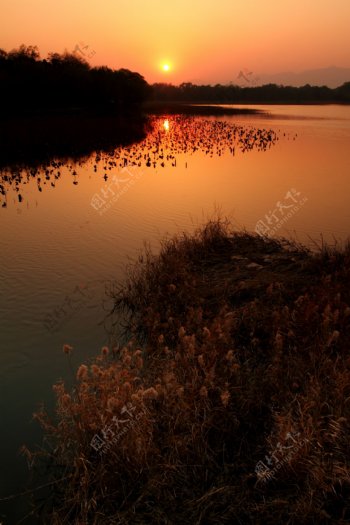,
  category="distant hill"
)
[258,67,350,88]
